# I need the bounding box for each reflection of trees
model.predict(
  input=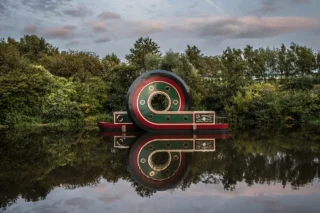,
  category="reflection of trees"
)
[0,128,319,209]
[187,128,320,191]
[0,128,127,209]
[131,182,156,198]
